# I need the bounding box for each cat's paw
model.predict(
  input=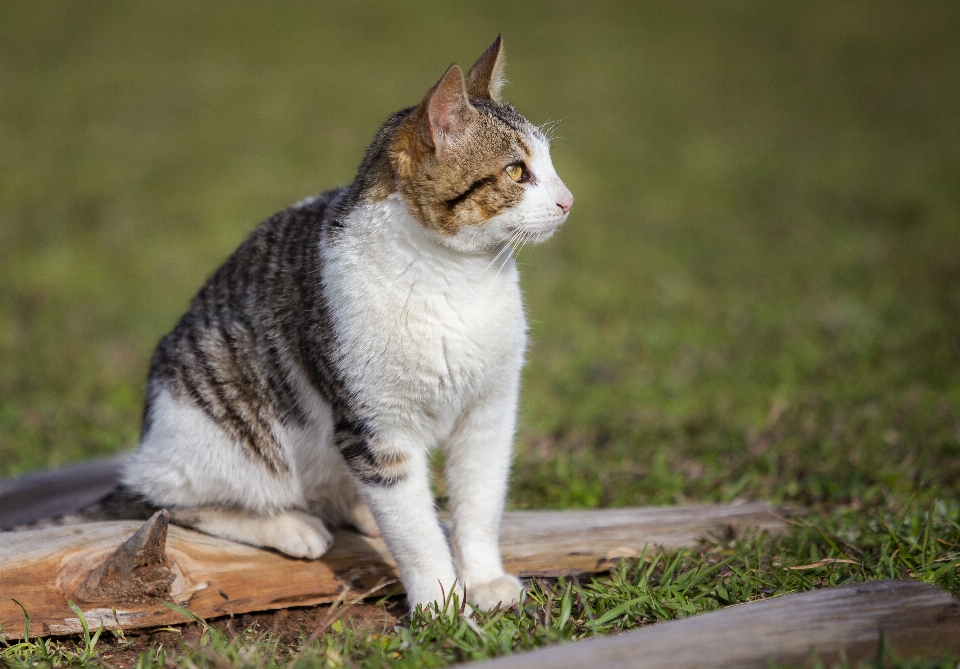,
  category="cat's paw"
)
[262,511,334,559]
[467,574,524,611]
[172,507,334,559]
[406,580,465,616]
